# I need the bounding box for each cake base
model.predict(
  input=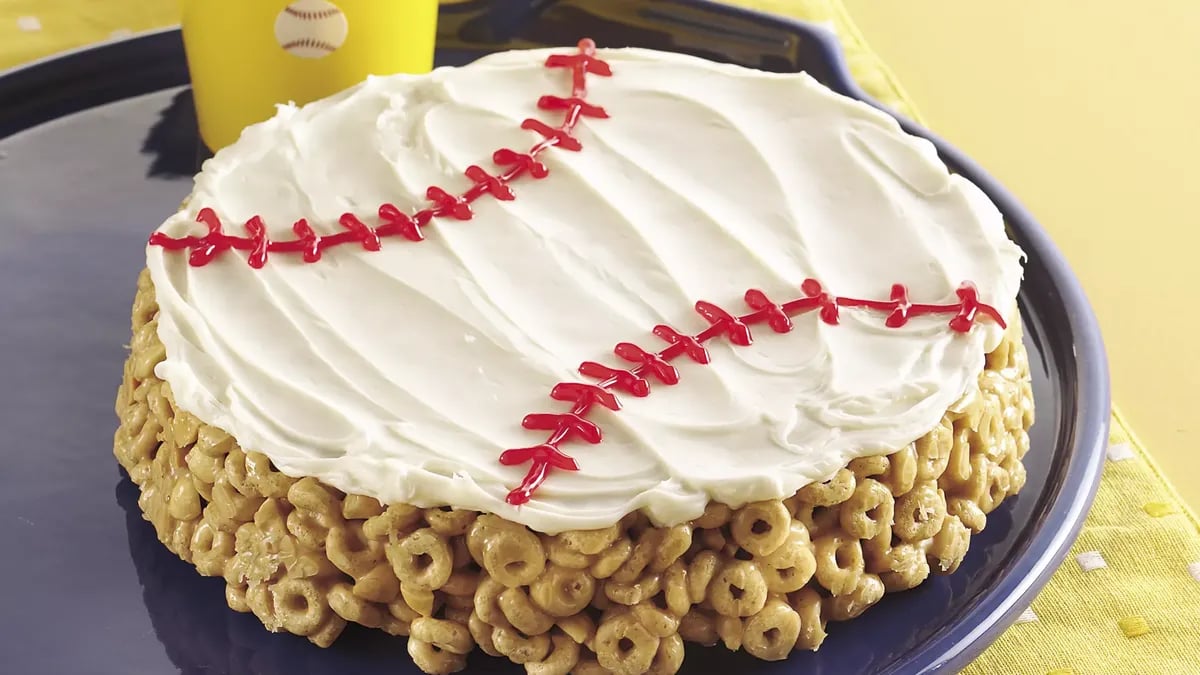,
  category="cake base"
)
[114,269,1034,675]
